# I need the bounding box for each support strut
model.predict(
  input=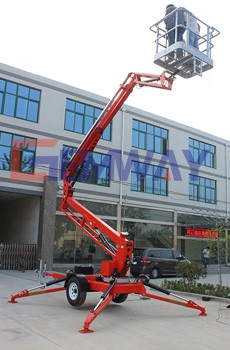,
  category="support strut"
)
[8,276,66,303]
[140,275,207,316]
[79,278,116,333]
